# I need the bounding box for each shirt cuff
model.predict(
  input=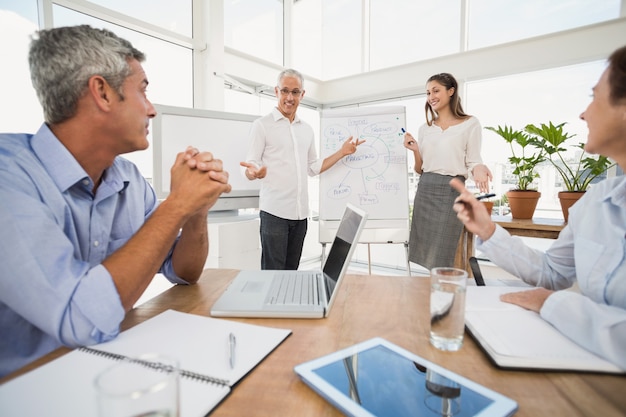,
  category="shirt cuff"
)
[475,224,508,249]
[539,289,569,321]
[160,254,190,285]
